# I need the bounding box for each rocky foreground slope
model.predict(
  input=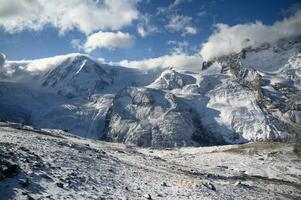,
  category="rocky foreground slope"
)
[0,123,300,200]
[0,37,301,147]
